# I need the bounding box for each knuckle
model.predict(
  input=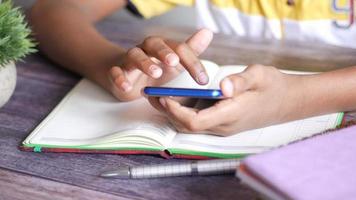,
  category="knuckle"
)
[143,57,153,65]
[227,74,245,87]
[248,64,267,79]
[165,102,175,112]
[227,74,240,83]
[157,48,172,57]
[249,64,265,73]
[139,59,152,69]
[143,36,161,48]
[127,47,141,57]
[175,43,188,54]
[185,120,201,132]
[109,67,117,75]
[249,64,278,75]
